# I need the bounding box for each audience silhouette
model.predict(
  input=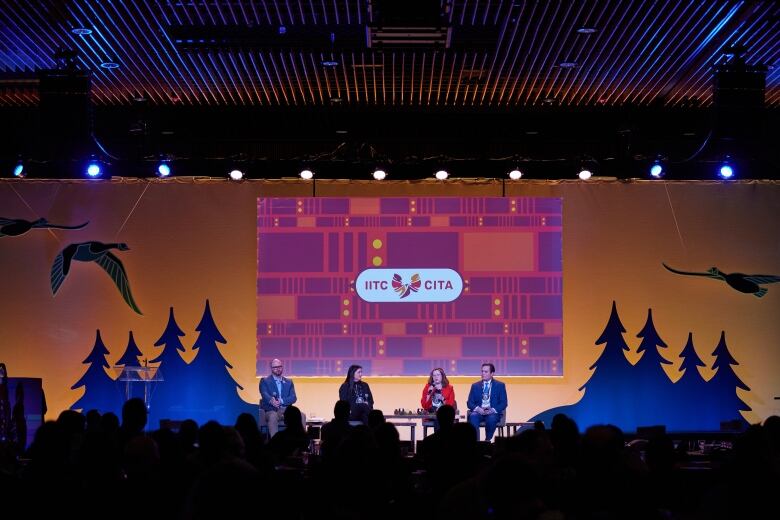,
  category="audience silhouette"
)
[1,399,776,520]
